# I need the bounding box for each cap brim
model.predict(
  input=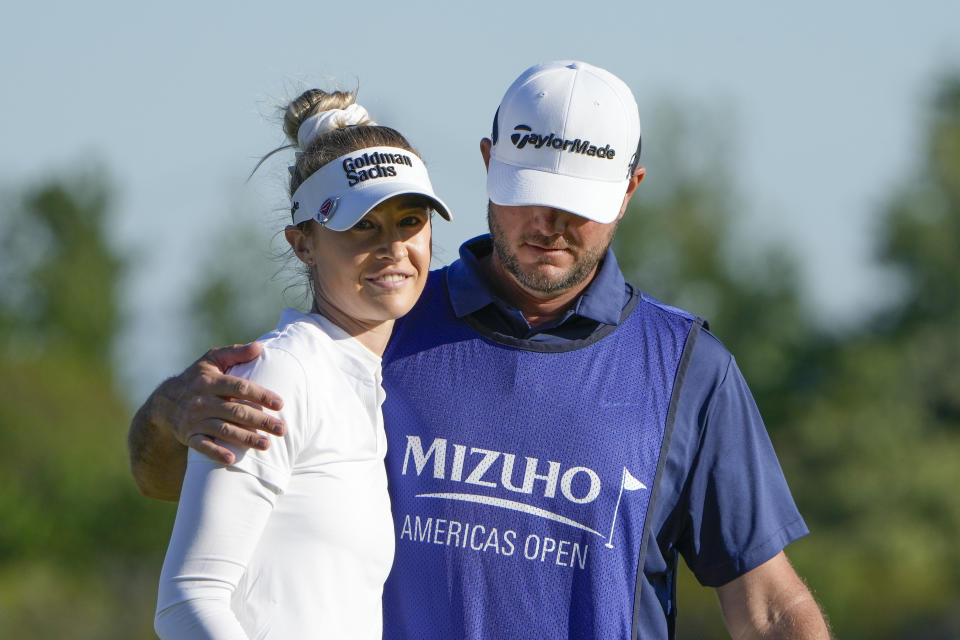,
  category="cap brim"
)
[323,181,452,232]
[486,157,628,224]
